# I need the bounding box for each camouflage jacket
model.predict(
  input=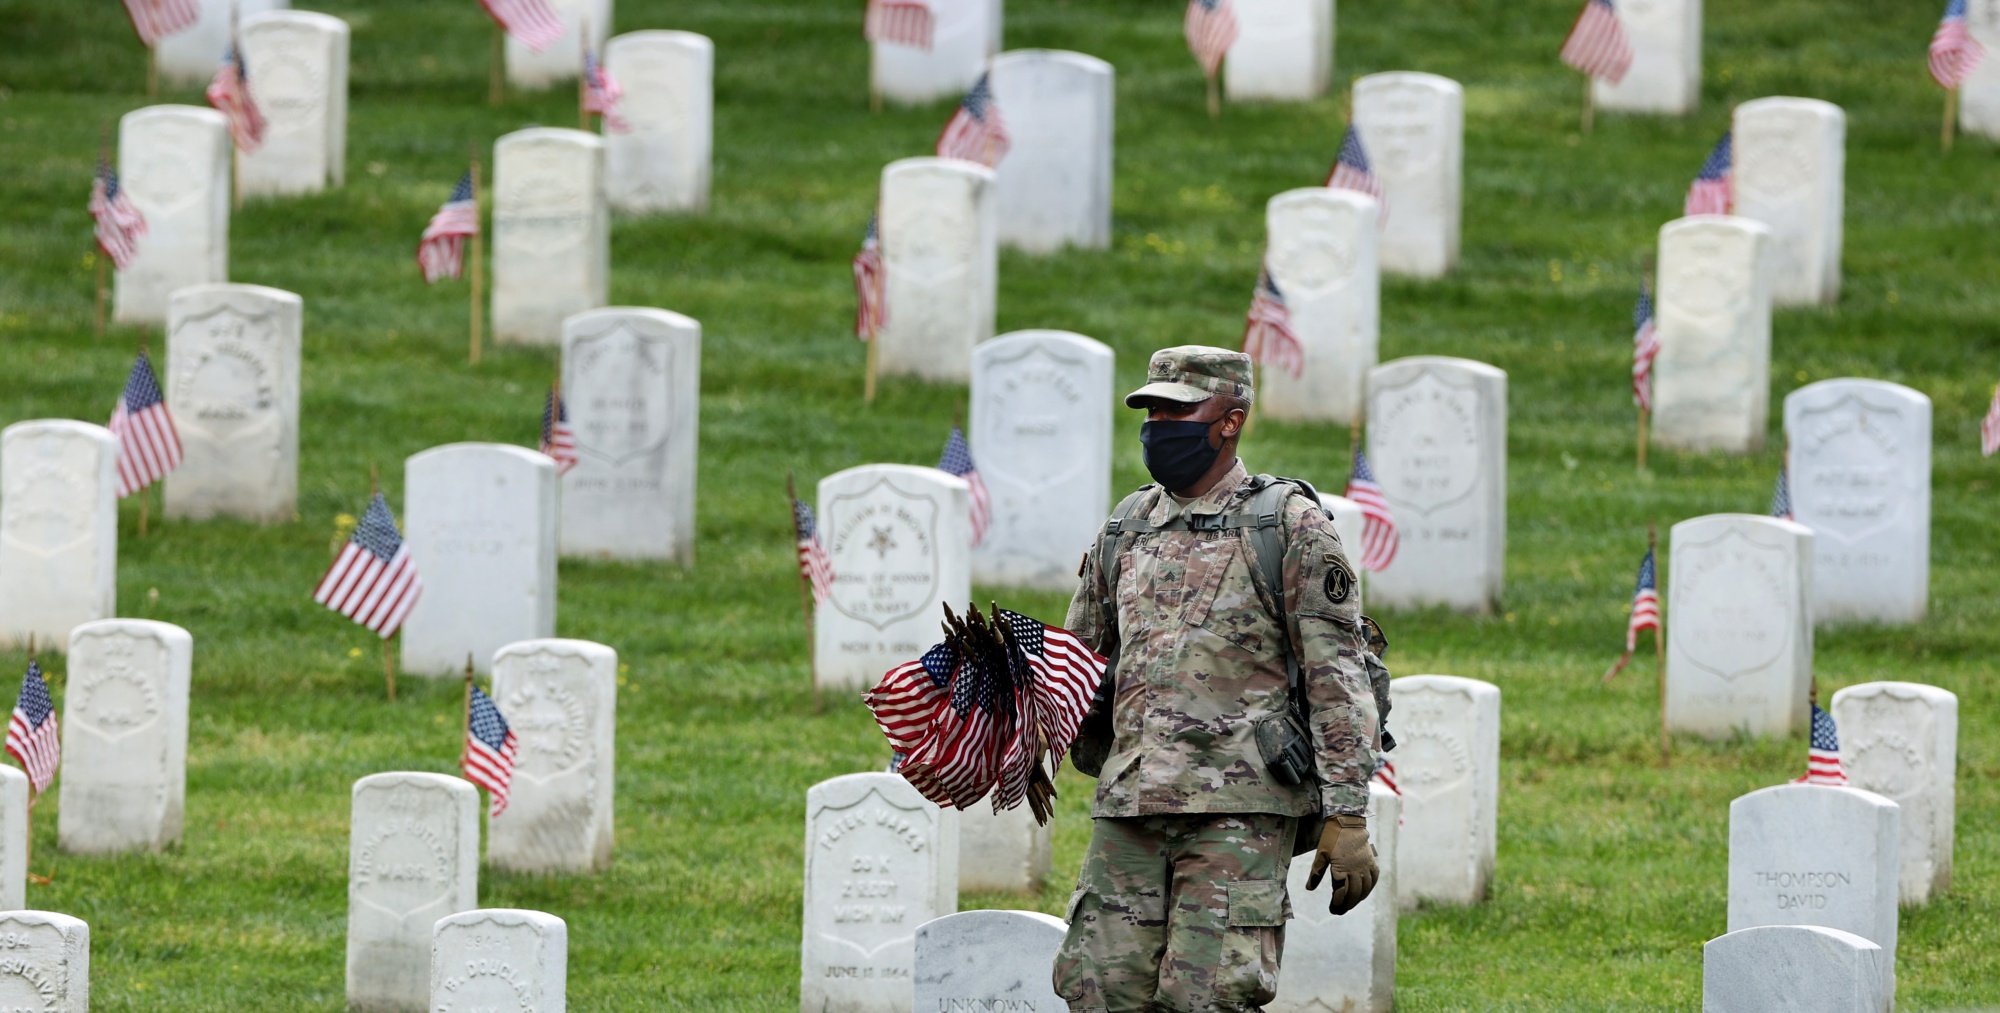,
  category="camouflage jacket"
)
[1064,460,1378,819]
